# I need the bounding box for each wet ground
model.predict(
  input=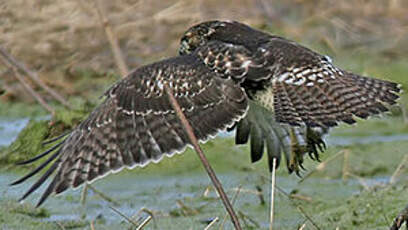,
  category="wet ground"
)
[0,118,29,147]
[1,116,408,229]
